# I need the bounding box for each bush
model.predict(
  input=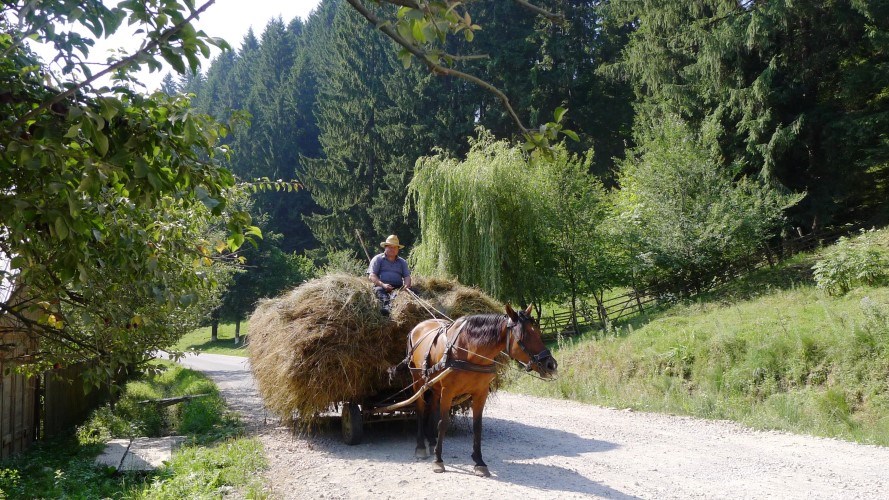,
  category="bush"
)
[813,230,889,295]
